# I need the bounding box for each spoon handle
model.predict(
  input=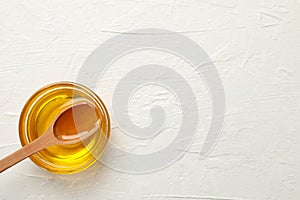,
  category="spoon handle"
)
[0,131,54,173]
